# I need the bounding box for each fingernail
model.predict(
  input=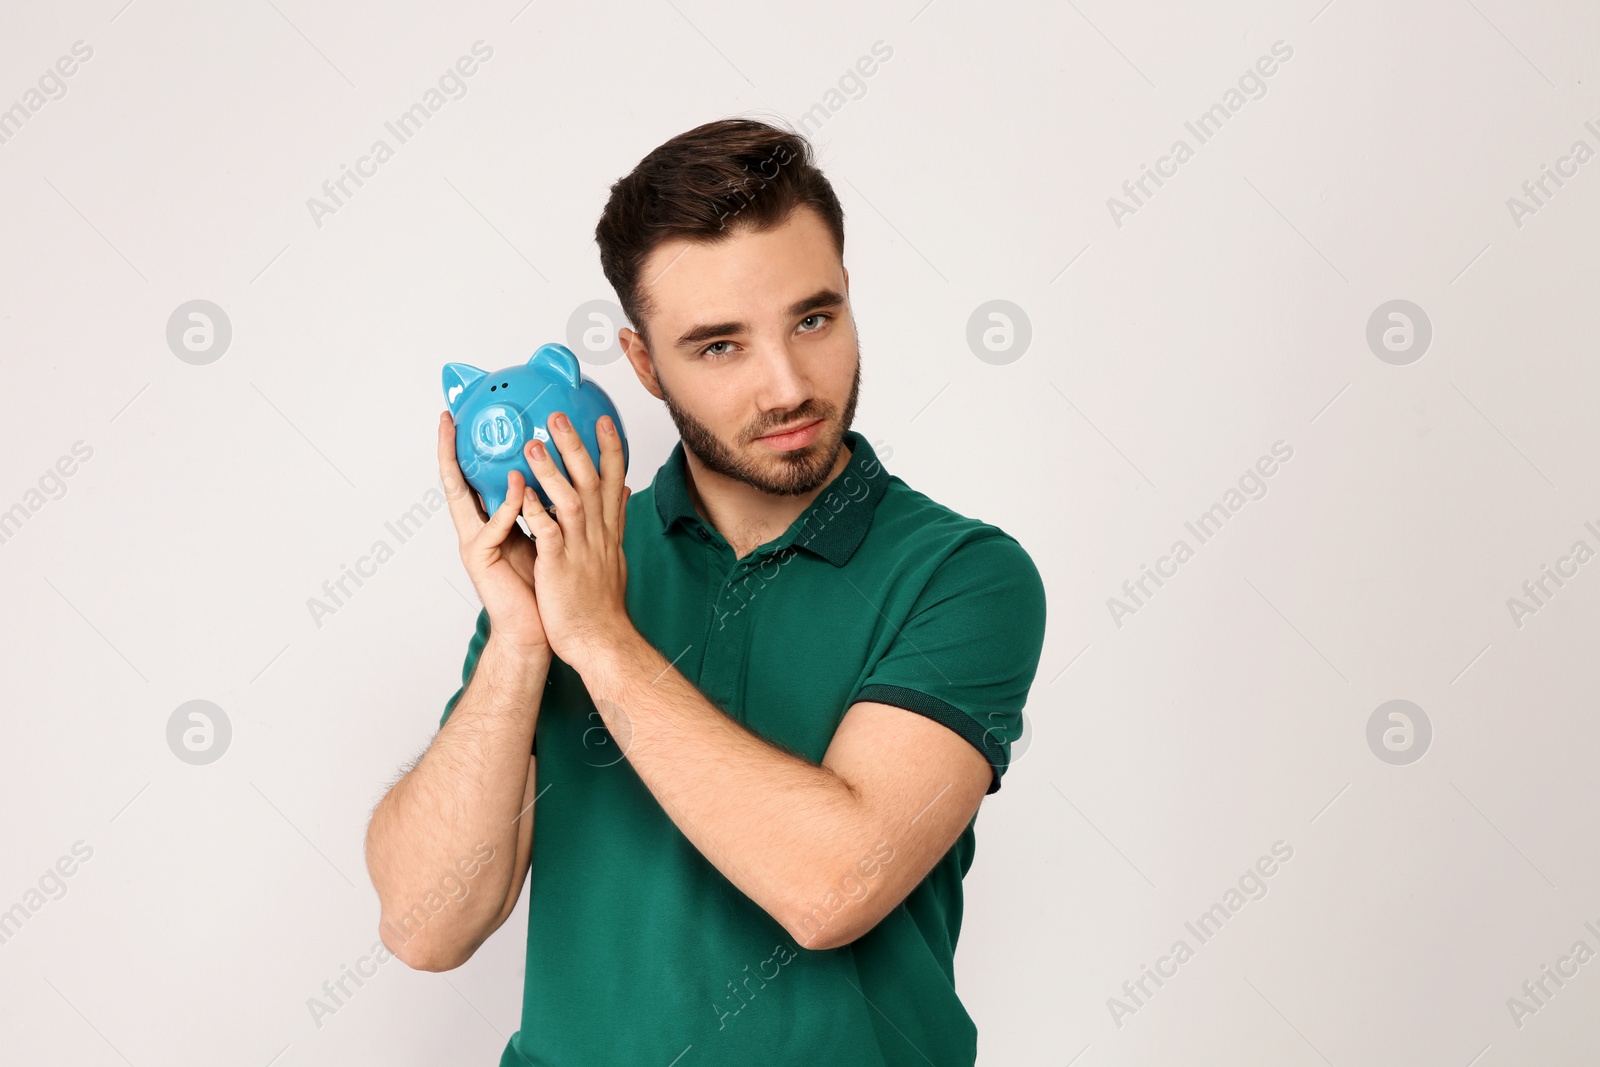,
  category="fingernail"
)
[531,440,545,458]
[553,412,569,431]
